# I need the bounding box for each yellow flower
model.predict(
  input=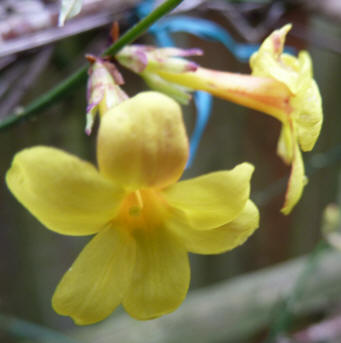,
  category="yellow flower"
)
[6,92,259,325]
[249,24,322,214]
[147,25,322,214]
